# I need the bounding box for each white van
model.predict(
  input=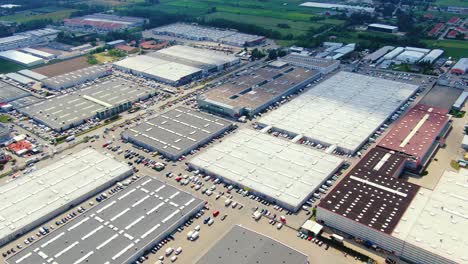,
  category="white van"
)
[175,247,182,255]
[165,247,174,256]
